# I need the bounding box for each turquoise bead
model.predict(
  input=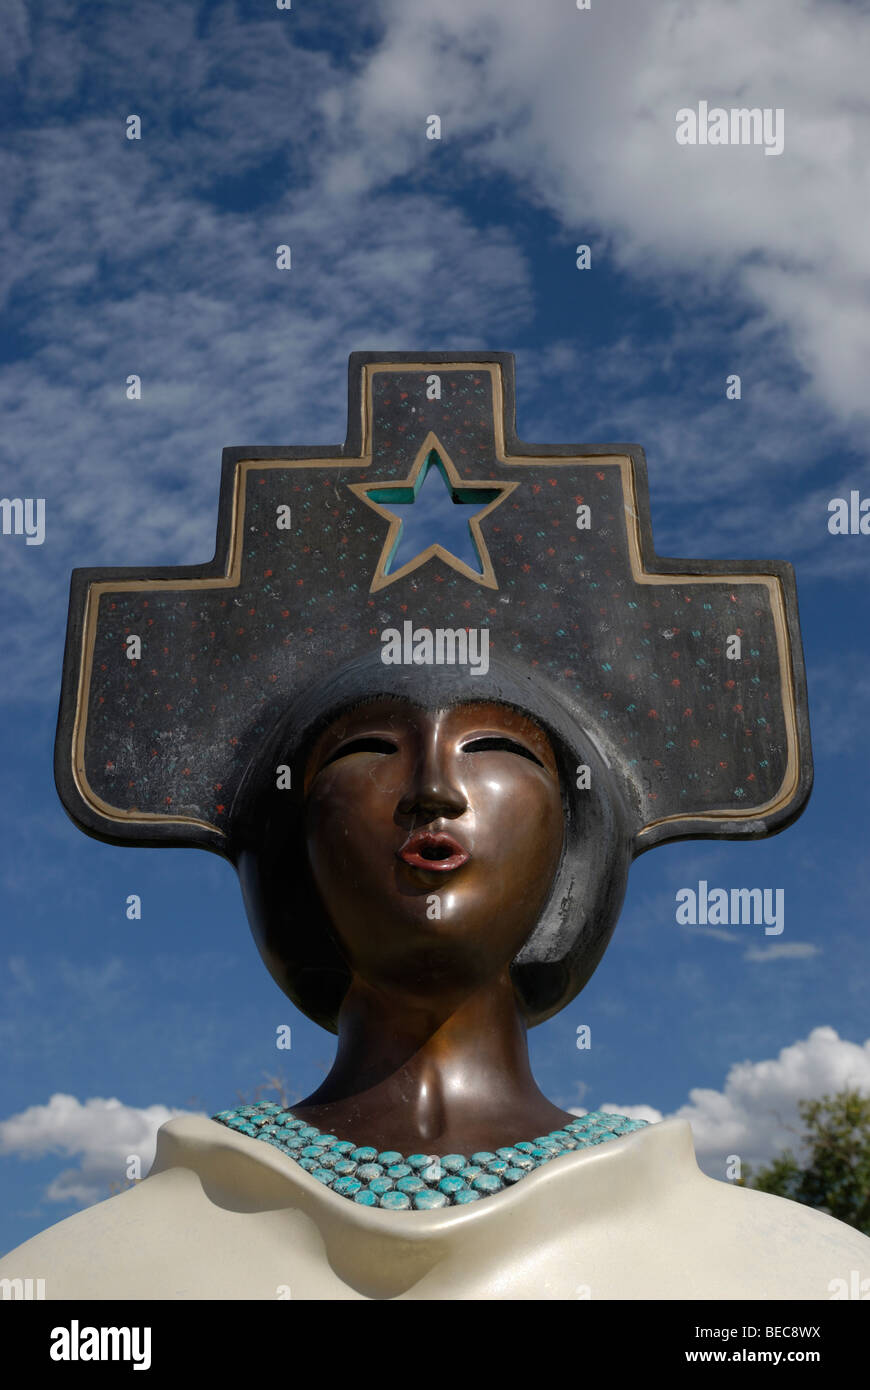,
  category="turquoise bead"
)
[316,1151,341,1169]
[378,1151,403,1166]
[440,1154,467,1174]
[472,1173,503,1194]
[395,1175,424,1195]
[413,1189,448,1209]
[333,1177,362,1197]
[438,1176,467,1196]
[356,1163,383,1182]
[502,1167,527,1184]
[379,1190,411,1210]
[211,1101,649,1211]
